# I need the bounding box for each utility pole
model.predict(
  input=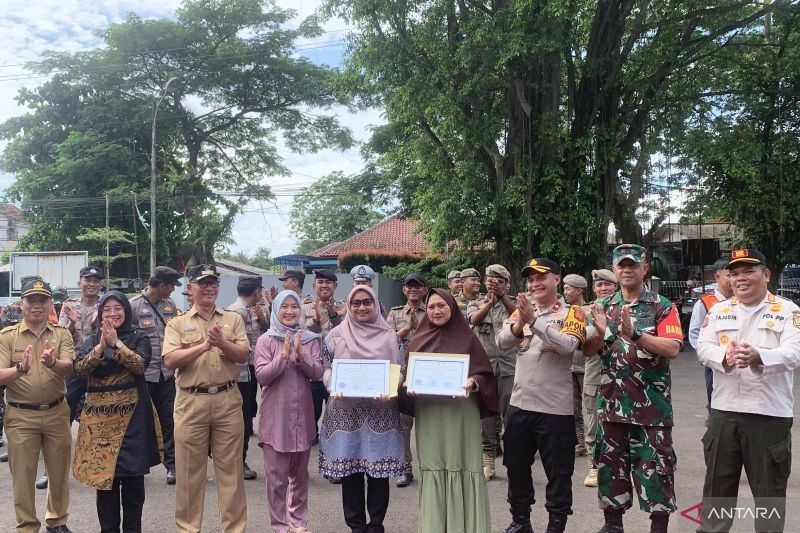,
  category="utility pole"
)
[150,76,180,277]
[131,192,141,283]
[106,194,110,291]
